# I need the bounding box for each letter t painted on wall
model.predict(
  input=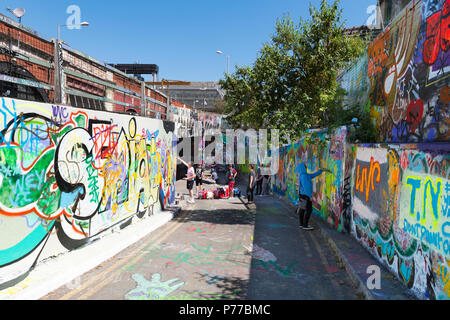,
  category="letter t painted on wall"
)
[406,177,422,221]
